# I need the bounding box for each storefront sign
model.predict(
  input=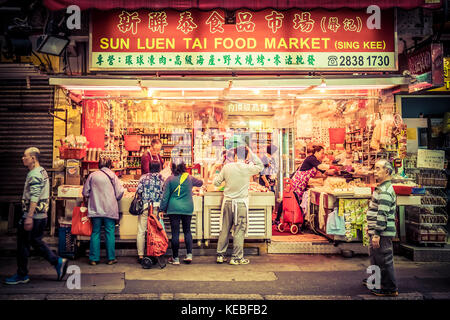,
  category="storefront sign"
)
[407,43,444,92]
[431,57,450,91]
[227,102,269,113]
[90,8,396,71]
[417,149,445,170]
